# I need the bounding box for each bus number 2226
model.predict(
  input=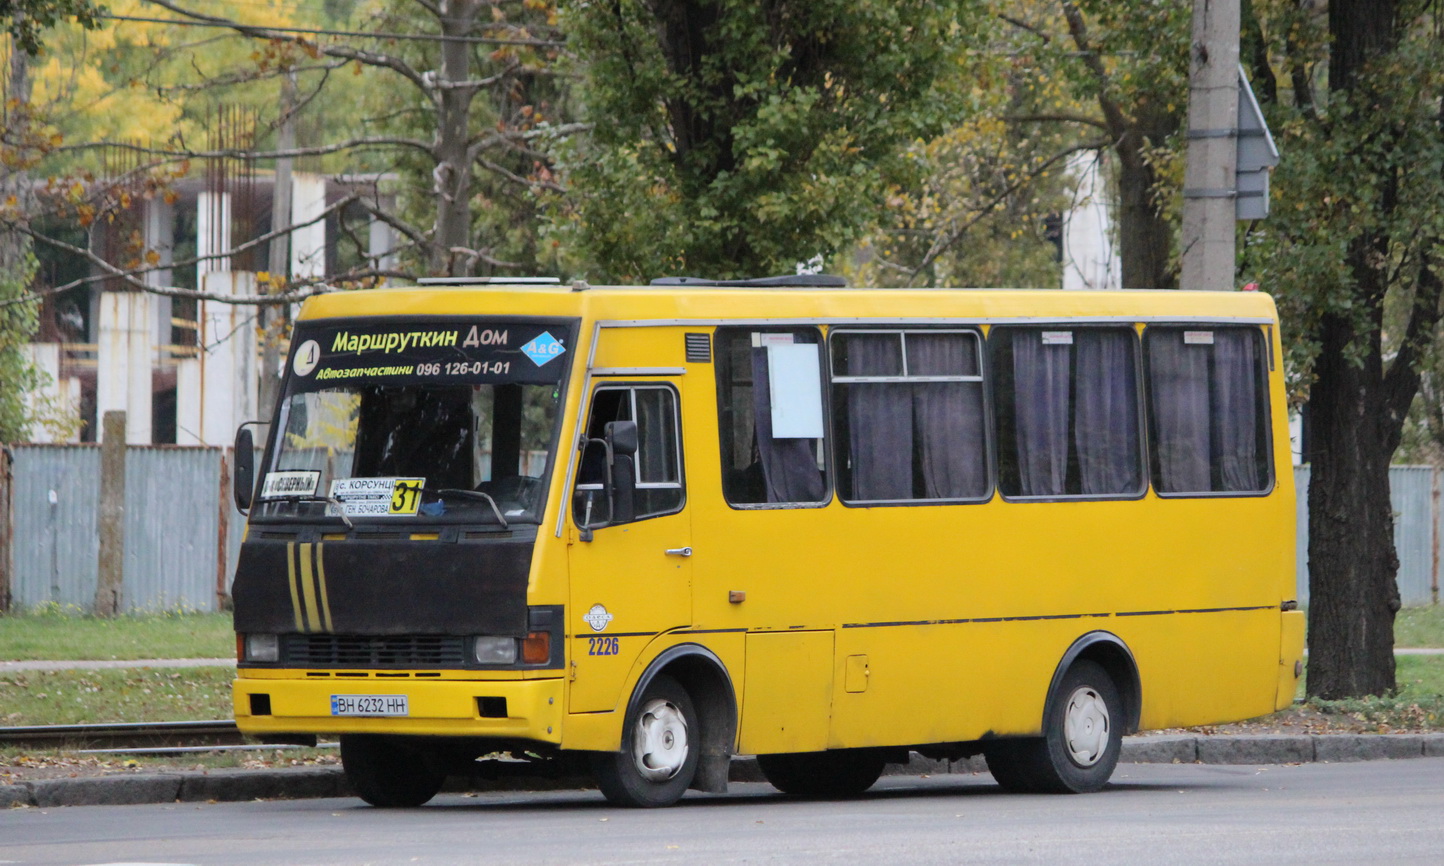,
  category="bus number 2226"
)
[588,637,619,656]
